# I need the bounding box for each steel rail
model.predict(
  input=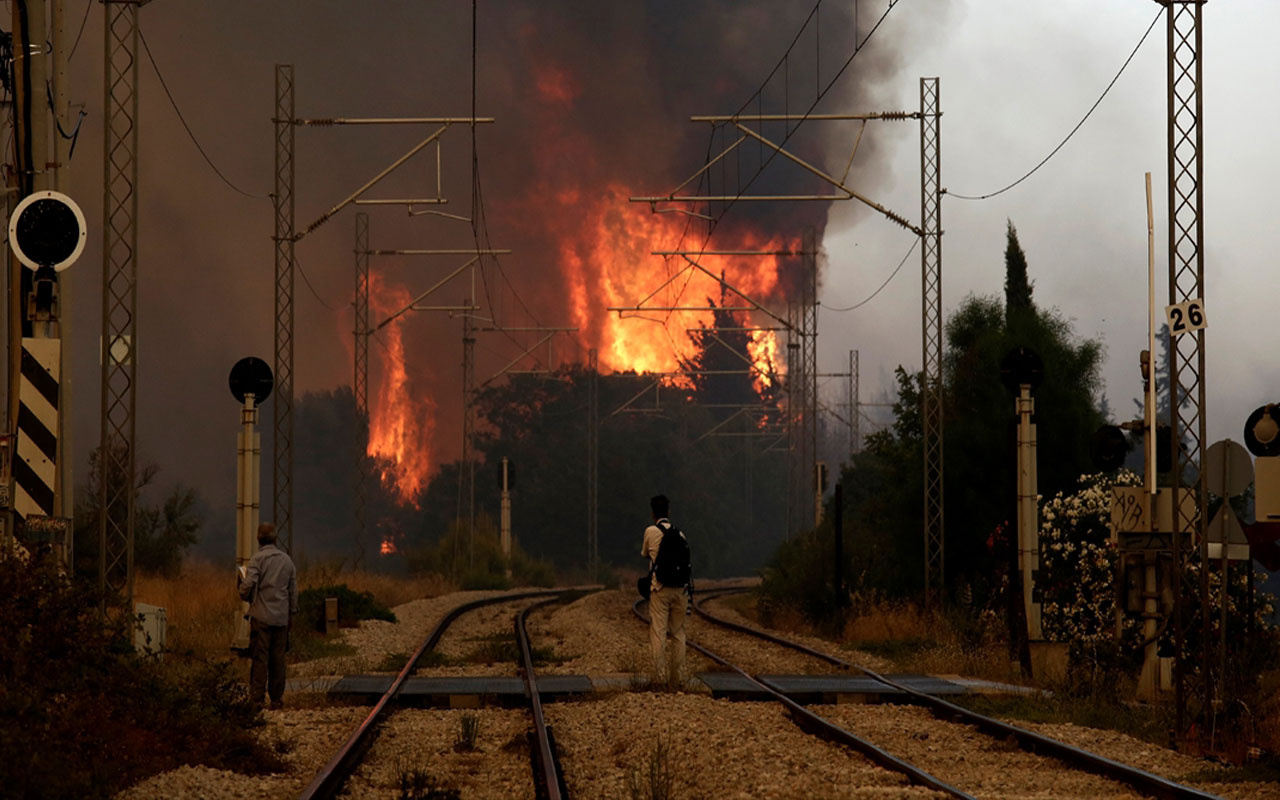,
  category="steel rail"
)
[298,588,568,800]
[630,599,975,800]
[692,593,1222,800]
[516,597,575,800]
